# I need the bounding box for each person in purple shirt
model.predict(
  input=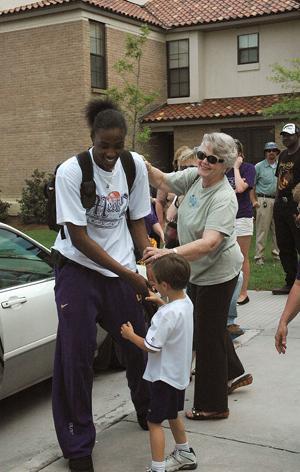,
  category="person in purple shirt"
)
[144,201,165,246]
[226,139,256,305]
